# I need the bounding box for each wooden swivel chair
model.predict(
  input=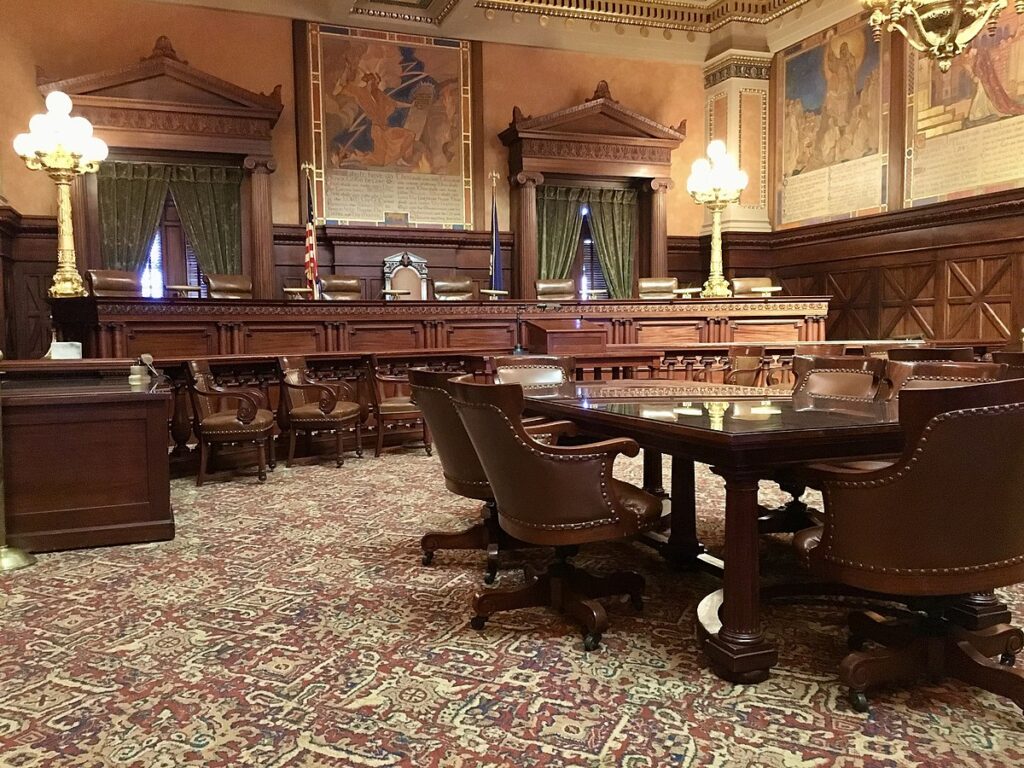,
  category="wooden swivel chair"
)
[185,360,275,486]
[86,269,143,297]
[886,360,1006,397]
[278,355,363,467]
[409,368,575,583]
[366,355,431,457]
[204,274,253,299]
[450,379,662,650]
[535,279,576,302]
[792,379,1024,713]
[637,277,678,300]
[491,354,576,398]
